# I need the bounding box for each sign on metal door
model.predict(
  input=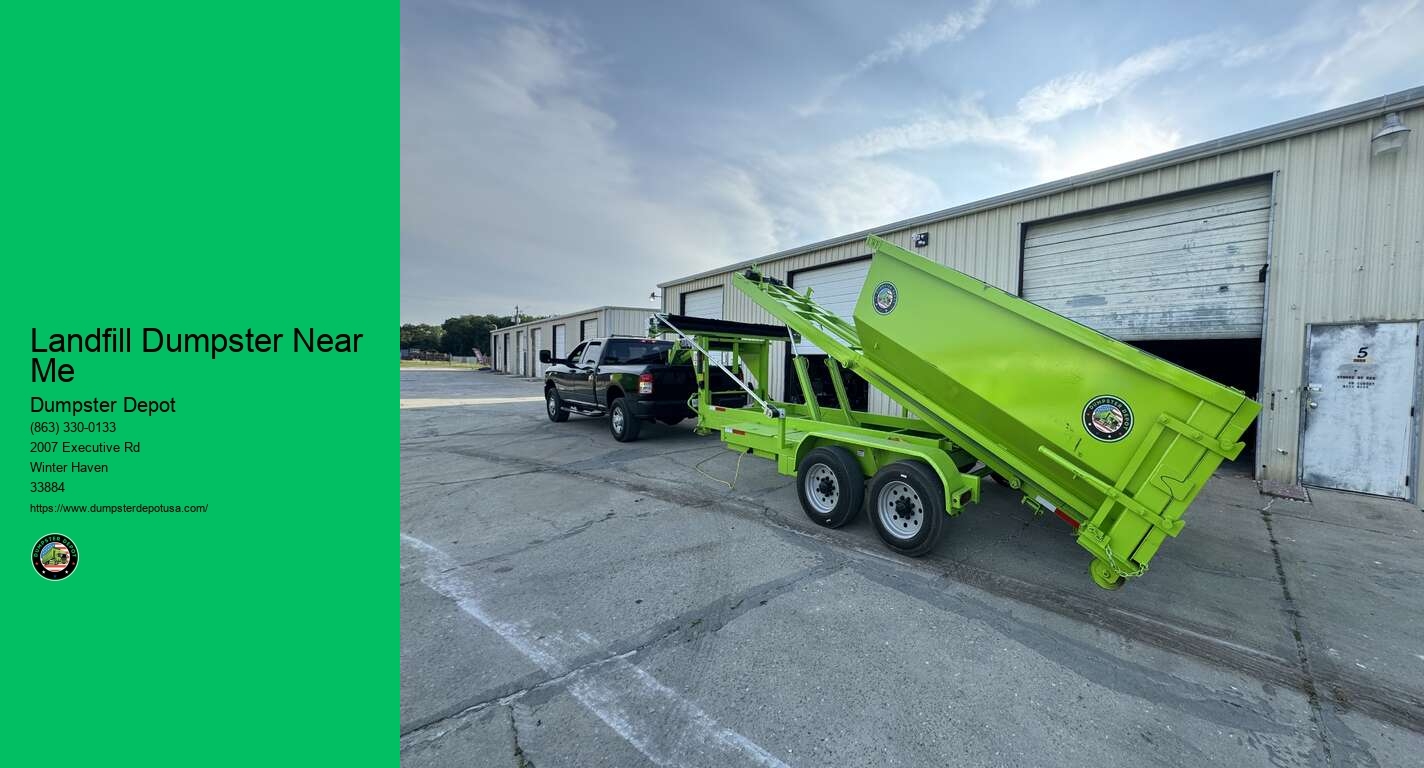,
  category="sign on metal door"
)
[1299,322,1420,499]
